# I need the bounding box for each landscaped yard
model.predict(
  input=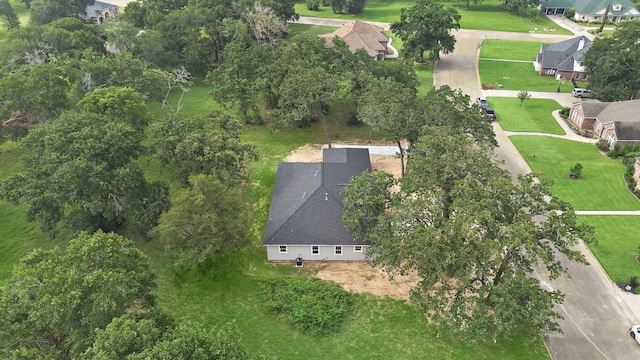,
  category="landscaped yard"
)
[510,136,640,211]
[488,98,565,135]
[294,0,572,34]
[578,216,640,283]
[480,40,549,61]
[288,23,338,37]
[479,60,575,92]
